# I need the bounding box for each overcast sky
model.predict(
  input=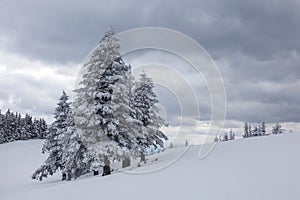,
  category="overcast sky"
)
[0,0,299,133]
